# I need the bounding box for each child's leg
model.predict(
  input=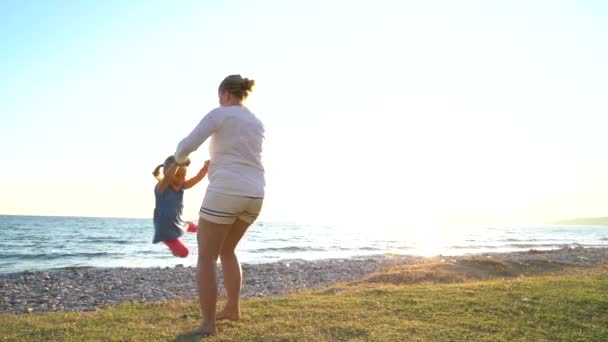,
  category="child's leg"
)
[163,238,189,258]
[186,222,198,233]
